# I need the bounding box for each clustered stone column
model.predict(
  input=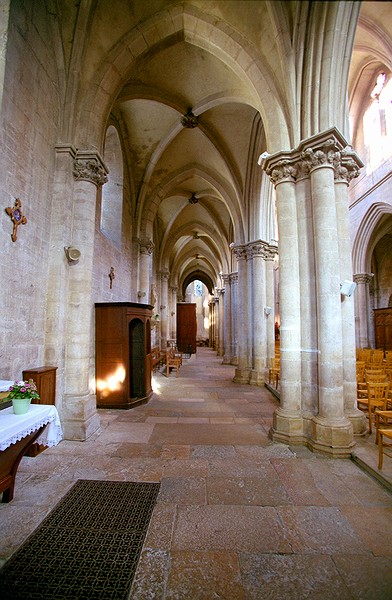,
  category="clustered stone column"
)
[353,273,374,350]
[169,286,178,341]
[46,145,77,414]
[214,294,220,351]
[217,288,225,356]
[262,127,366,456]
[232,245,250,383]
[230,240,277,385]
[222,274,232,364]
[62,149,108,440]
[230,273,238,364]
[265,246,278,368]
[138,238,154,303]
[335,172,363,434]
[209,298,215,349]
[160,269,170,348]
[248,241,268,386]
